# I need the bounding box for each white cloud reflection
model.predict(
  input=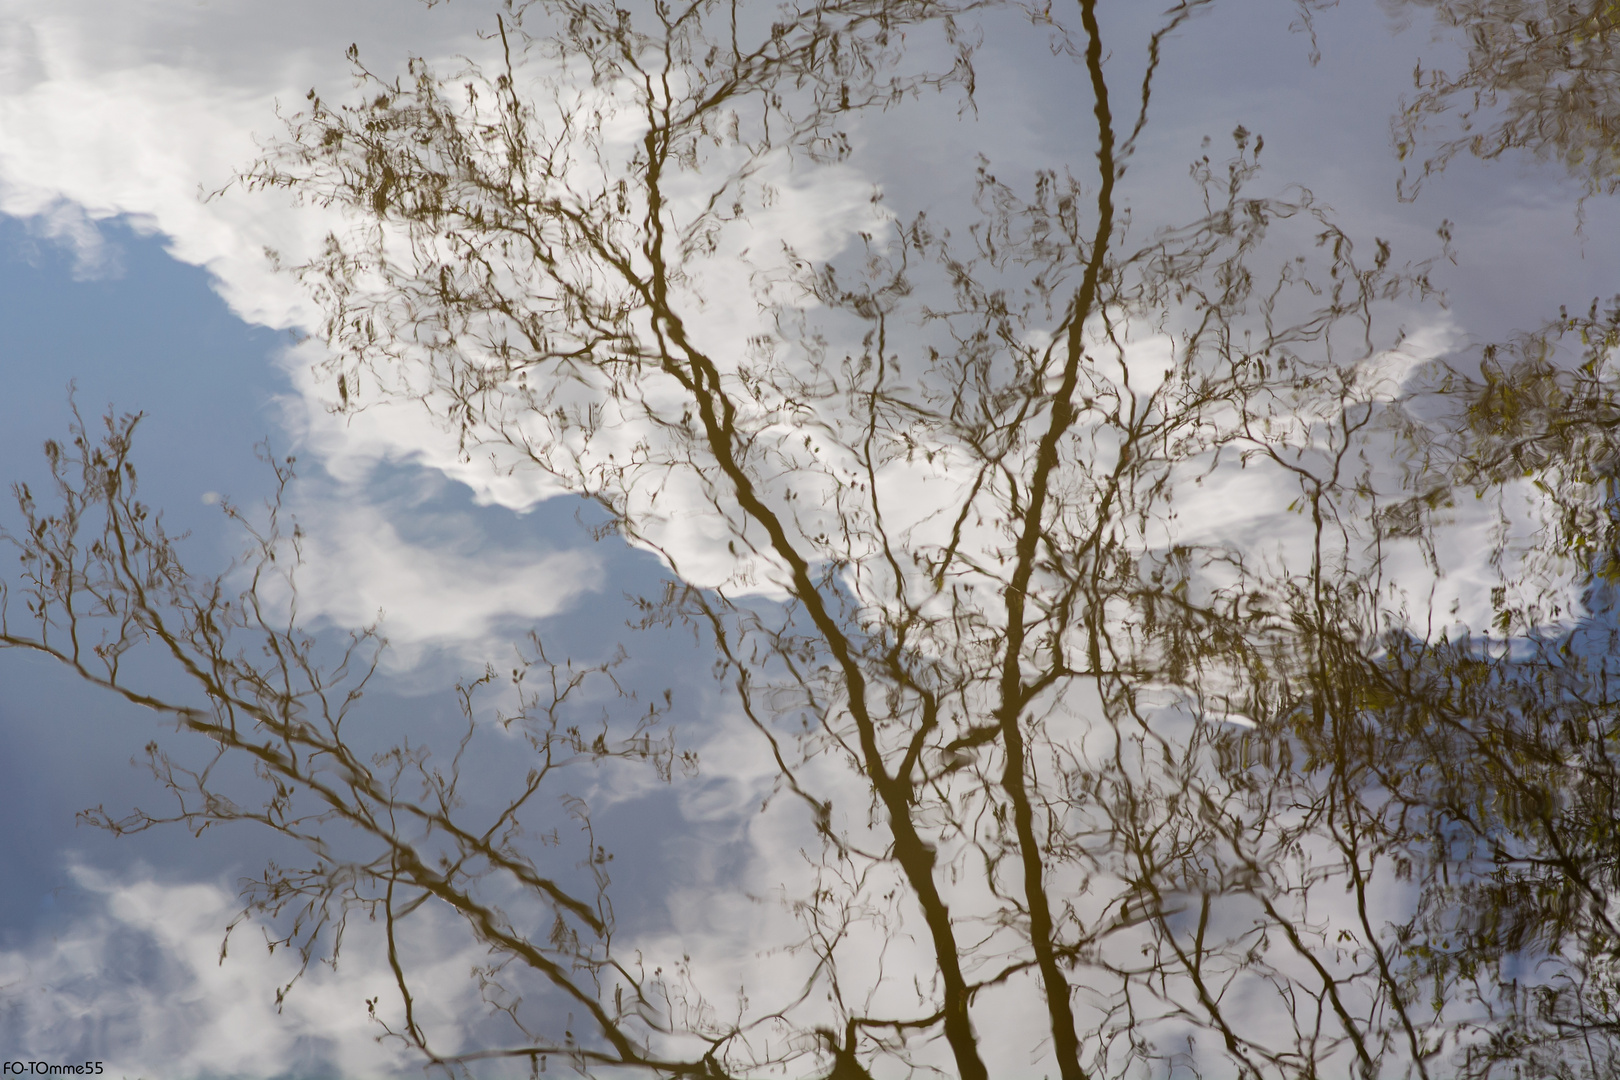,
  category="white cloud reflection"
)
[0,864,477,1079]
[284,487,603,665]
[0,2,1614,1077]
[0,0,1533,635]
